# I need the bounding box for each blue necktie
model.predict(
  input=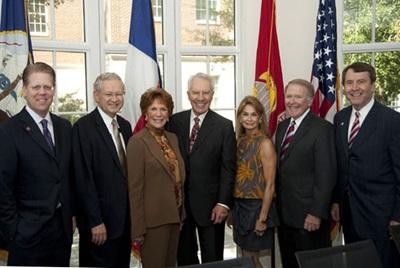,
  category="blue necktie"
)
[40,119,54,152]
